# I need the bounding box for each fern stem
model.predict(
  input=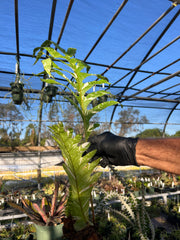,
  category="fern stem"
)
[90,192,95,225]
